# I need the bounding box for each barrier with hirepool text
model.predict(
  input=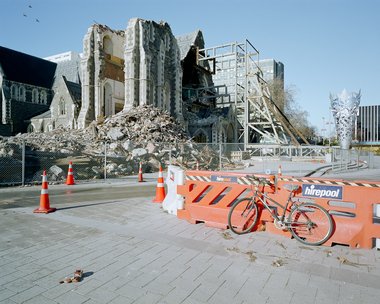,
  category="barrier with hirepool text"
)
[175,170,380,248]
